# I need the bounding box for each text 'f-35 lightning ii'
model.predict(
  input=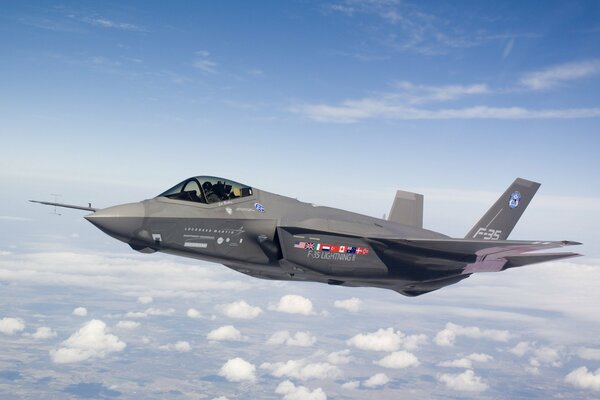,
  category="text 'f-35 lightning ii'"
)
[31,176,581,296]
